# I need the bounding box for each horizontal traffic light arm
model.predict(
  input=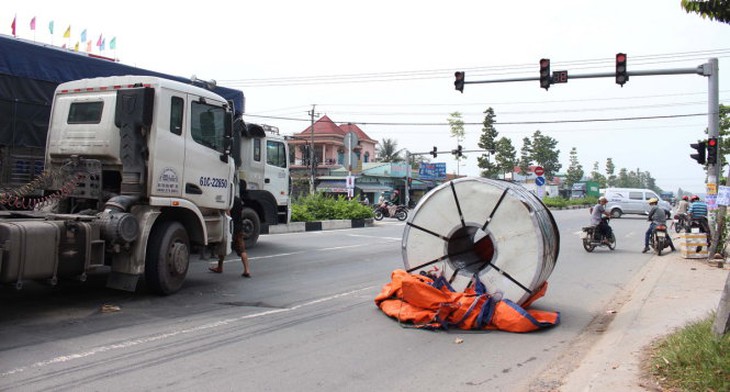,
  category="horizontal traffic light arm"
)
[462,66,705,86]
[410,149,492,156]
